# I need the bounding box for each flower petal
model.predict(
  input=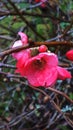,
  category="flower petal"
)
[15,59,25,76]
[12,32,28,60]
[12,50,26,60]
[18,32,28,44]
[12,40,22,48]
[15,49,31,75]
[12,40,23,60]
[44,68,58,87]
[57,66,71,80]
[34,52,58,67]
[24,64,57,87]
